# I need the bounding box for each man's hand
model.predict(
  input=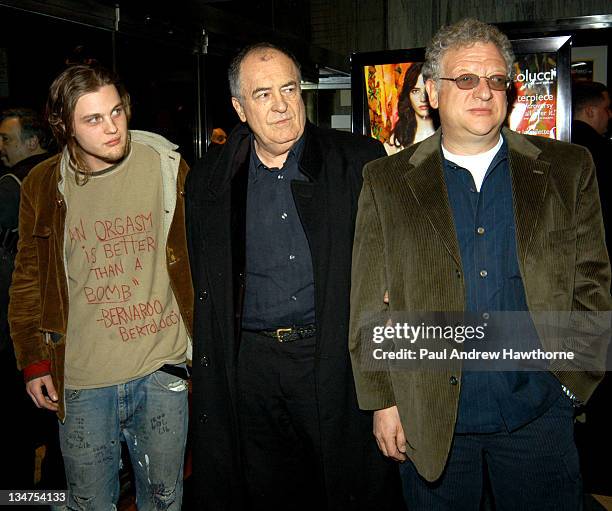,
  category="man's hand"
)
[26,375,59,411]
[373,405,407,462]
